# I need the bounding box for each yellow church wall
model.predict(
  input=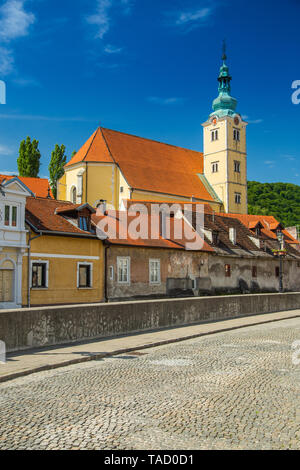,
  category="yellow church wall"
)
[86,163,118,209]
[22,233,104,306]
[57,172,66,201]
[118,170,131,208]
[62,164,87,203]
